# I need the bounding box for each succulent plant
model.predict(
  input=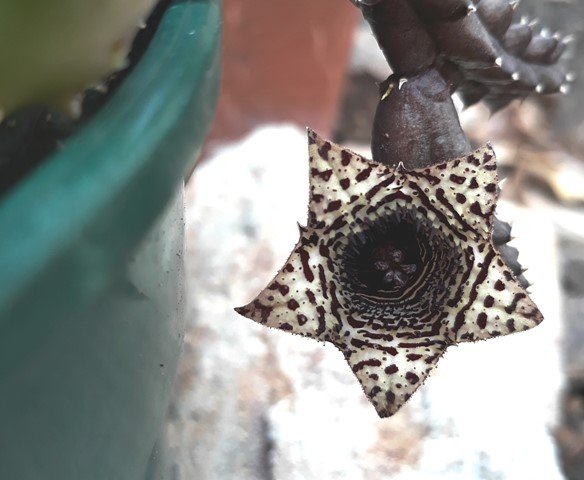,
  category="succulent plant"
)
[0,0,157,120]
[236,0,572,416]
